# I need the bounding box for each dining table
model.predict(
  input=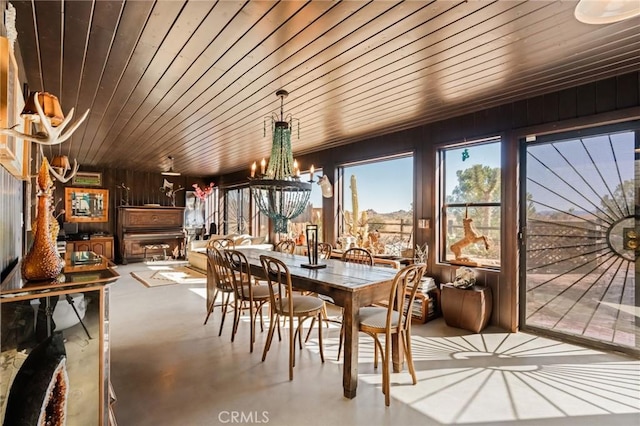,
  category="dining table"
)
[236,248,401,399]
